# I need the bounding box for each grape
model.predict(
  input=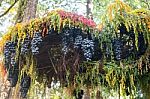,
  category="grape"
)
[121,43,134,59]
[74,35,83,49]
[31,32,43,55]
[137,32,147,56]
[61,27,73,54]
[92,38,102,61]
[4,42,11,69]
[21,33,30,55]
[20,73,31,98]
[72,27,83,49]
[72,27,83,37]
[4,41,16,69]
[8,72,18,87]
[128,29,135,39]
[7,64,19,87]
[119,23,127,34]
[81,38,94,61]
[10,53,16,66]
[112,39,123,61]
[4,41,18,87]
[119,24,135,39]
